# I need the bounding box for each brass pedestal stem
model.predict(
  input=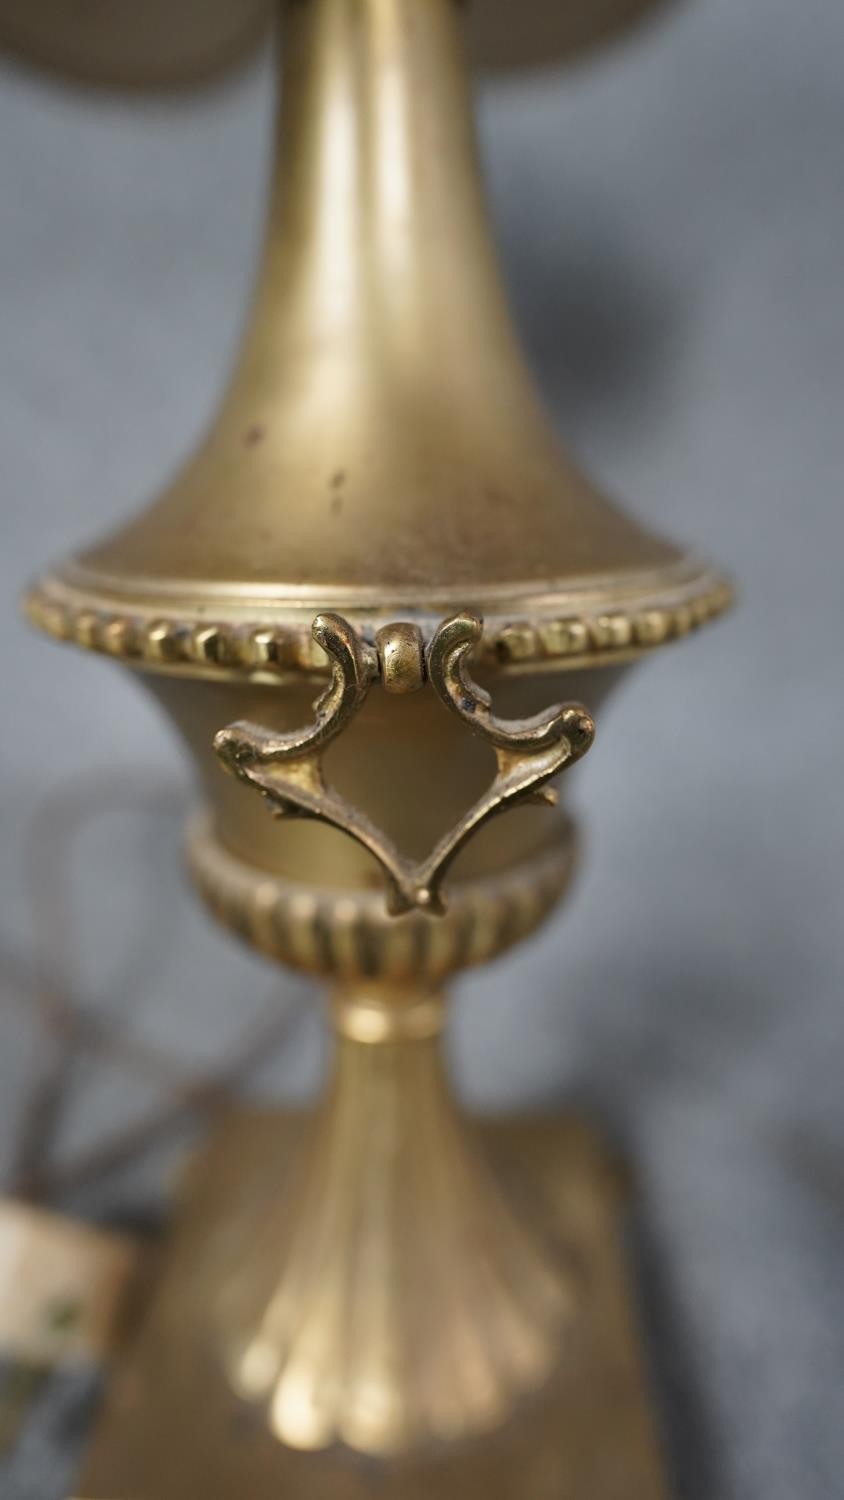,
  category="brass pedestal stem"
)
[215,984,573,1455]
